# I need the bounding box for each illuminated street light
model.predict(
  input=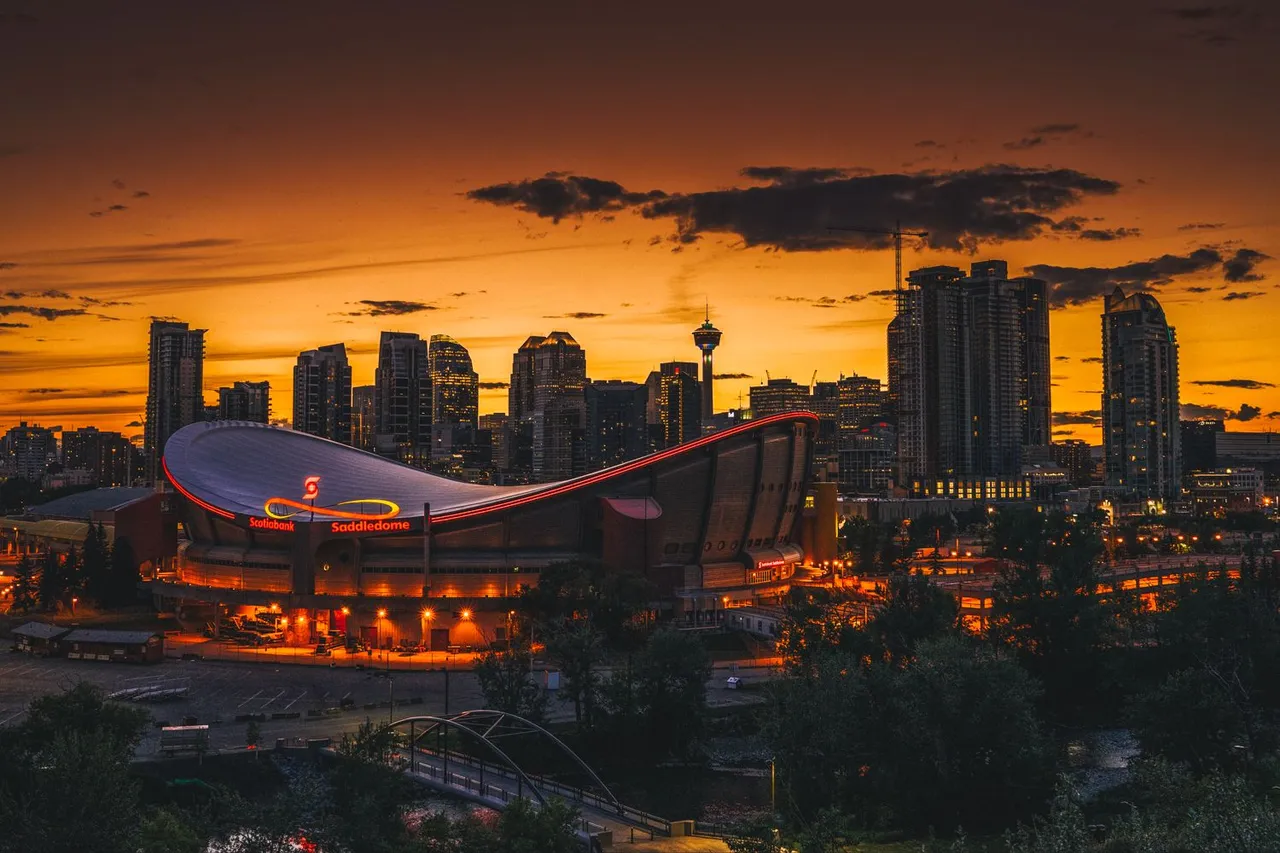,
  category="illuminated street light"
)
[377,608,387,619]
[460,608,472,621]
[340,606,350,616]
